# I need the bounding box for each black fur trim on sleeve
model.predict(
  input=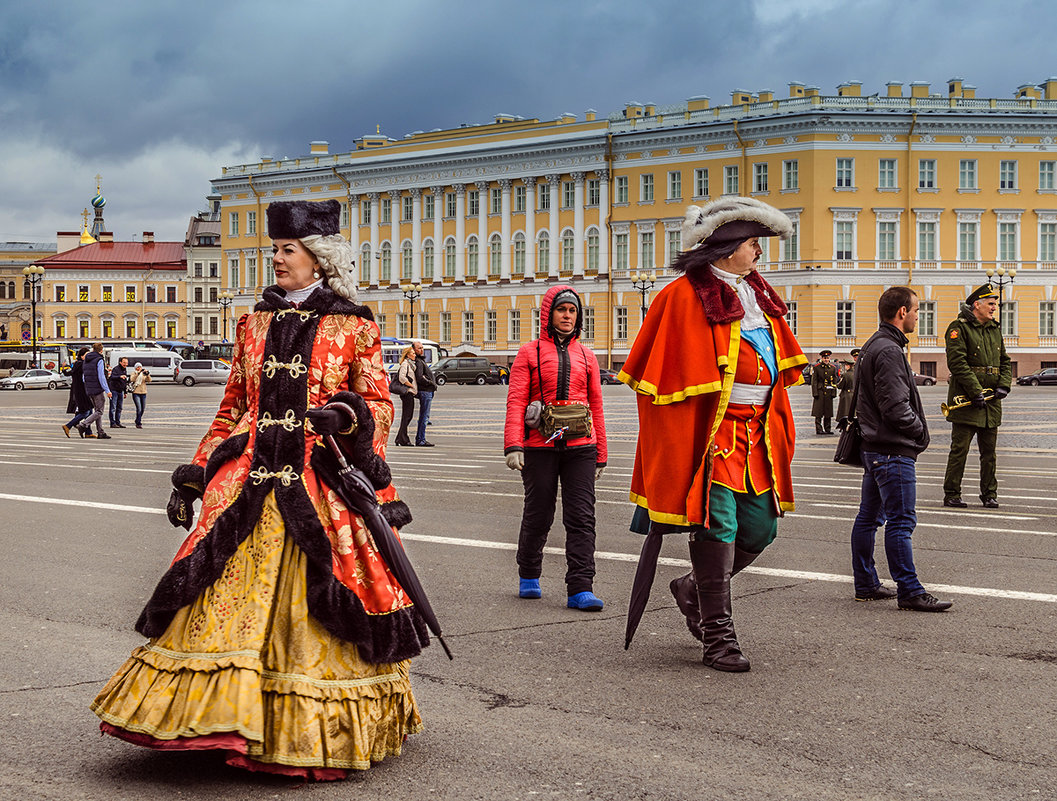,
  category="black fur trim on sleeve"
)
[325,391,391,489]
[171,463,205,495]
[204,432,250,488]
[380,499,413,530]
